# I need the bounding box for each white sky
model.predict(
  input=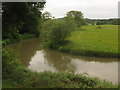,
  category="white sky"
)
[43,0,119,19]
